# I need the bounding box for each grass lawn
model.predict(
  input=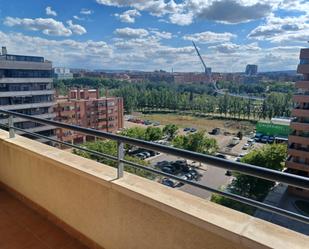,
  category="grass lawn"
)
[138,113,256,134]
